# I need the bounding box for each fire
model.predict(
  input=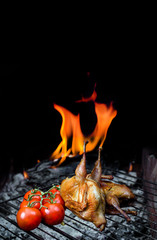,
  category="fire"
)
[23,170,29,179]
[128,163,133,172]
[51,89,117,166]
[76,88,97,103]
